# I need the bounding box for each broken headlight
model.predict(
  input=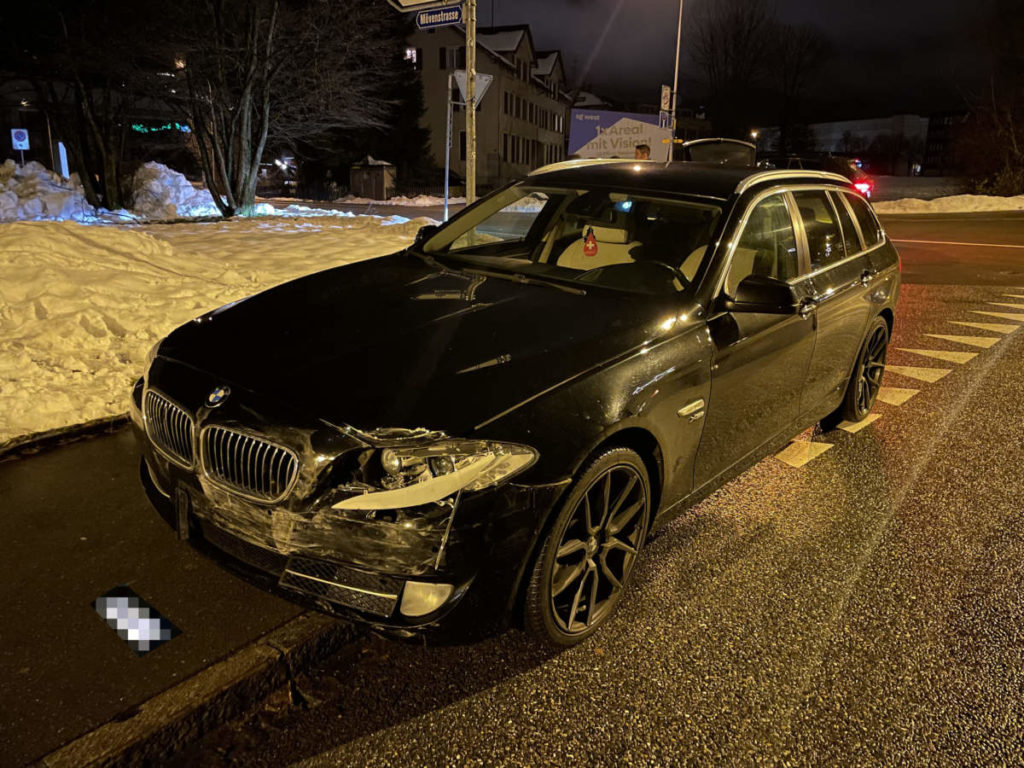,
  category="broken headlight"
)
[332,439,537,511]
